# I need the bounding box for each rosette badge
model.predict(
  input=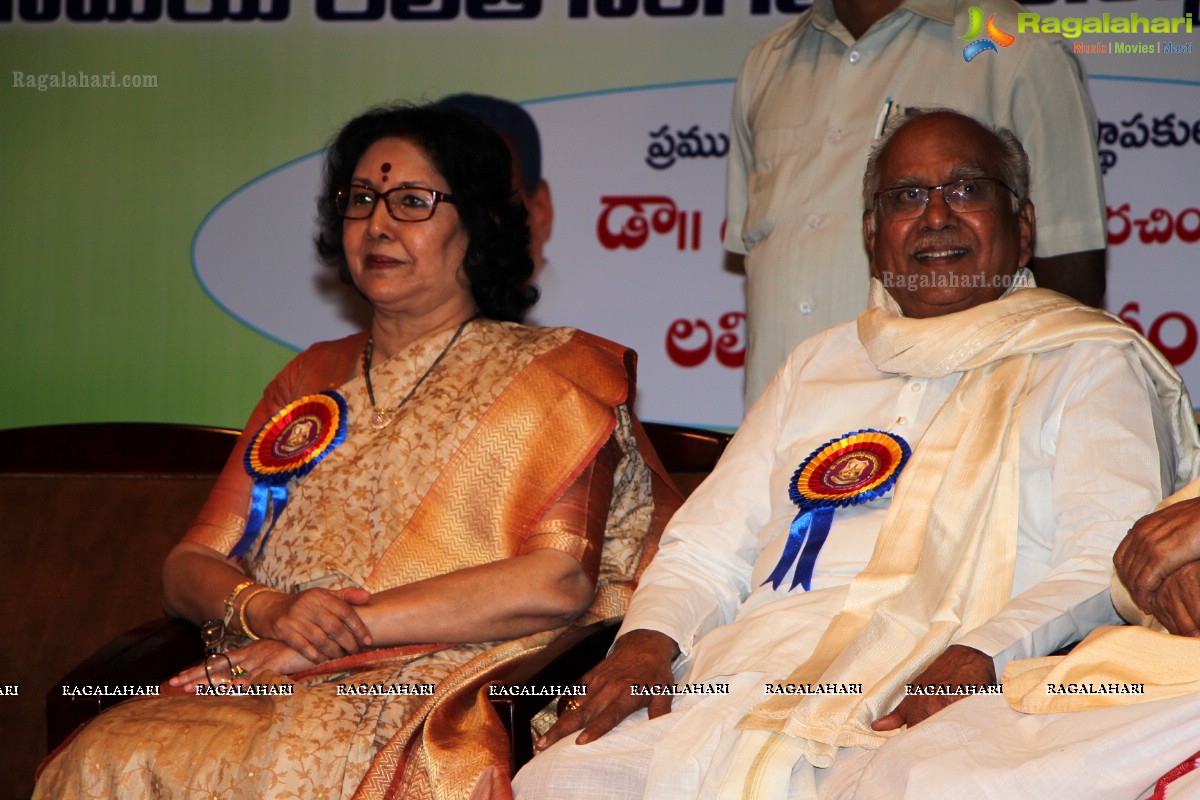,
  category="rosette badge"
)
[764,429,911,591]
[229,391,348,560]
